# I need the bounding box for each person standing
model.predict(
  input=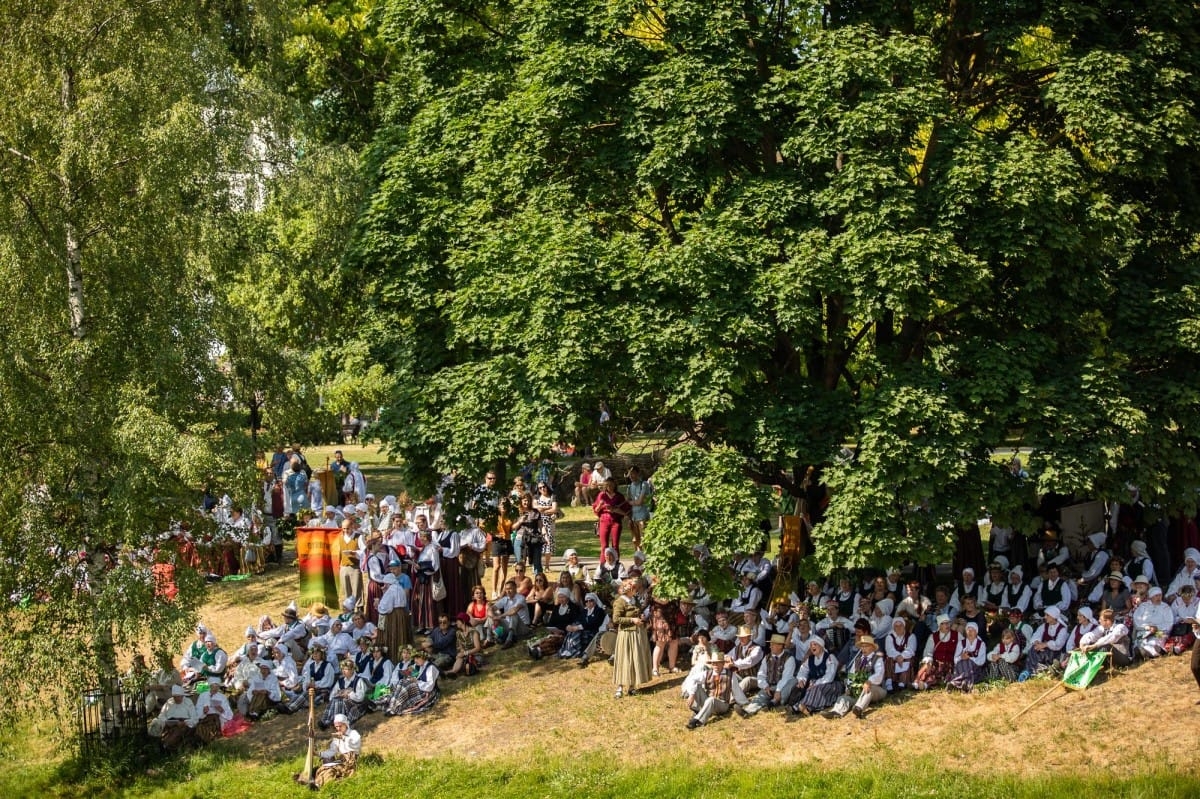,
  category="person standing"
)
[626,466,653,552]
[593,479,631,557]
[611,578,651,698]
[330,450,350,506]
